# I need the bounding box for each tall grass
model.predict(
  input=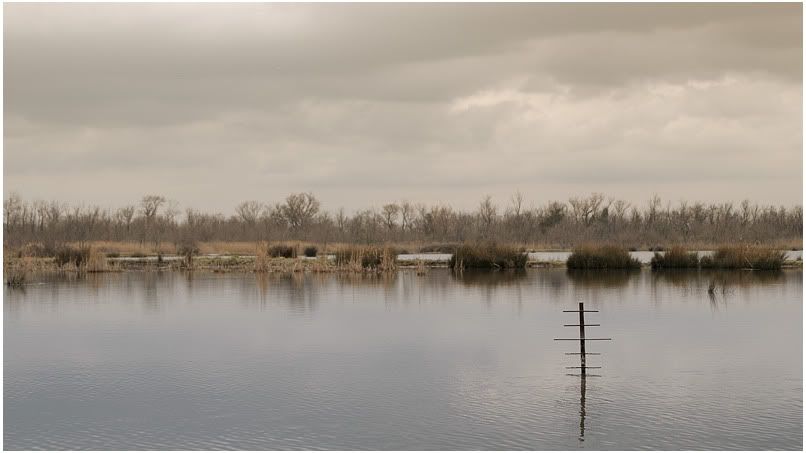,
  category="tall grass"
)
[254,242,270,272]
[650,247,699,269]
[449,243,527,270]
[334,245,397,272]
[566,245,640,270]
[700,246,785,270]
[5,258,30,287]
[85,248,108,272]
[54,245,91,268]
